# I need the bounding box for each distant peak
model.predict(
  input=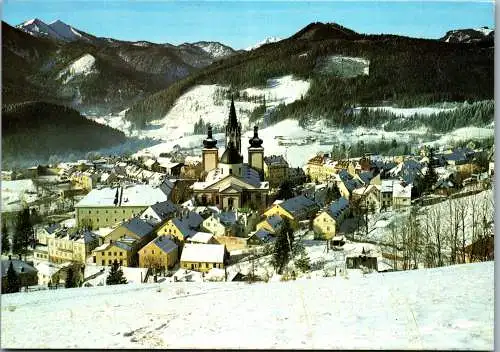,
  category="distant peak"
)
[23,18,45,26]
[49,19,67,26]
